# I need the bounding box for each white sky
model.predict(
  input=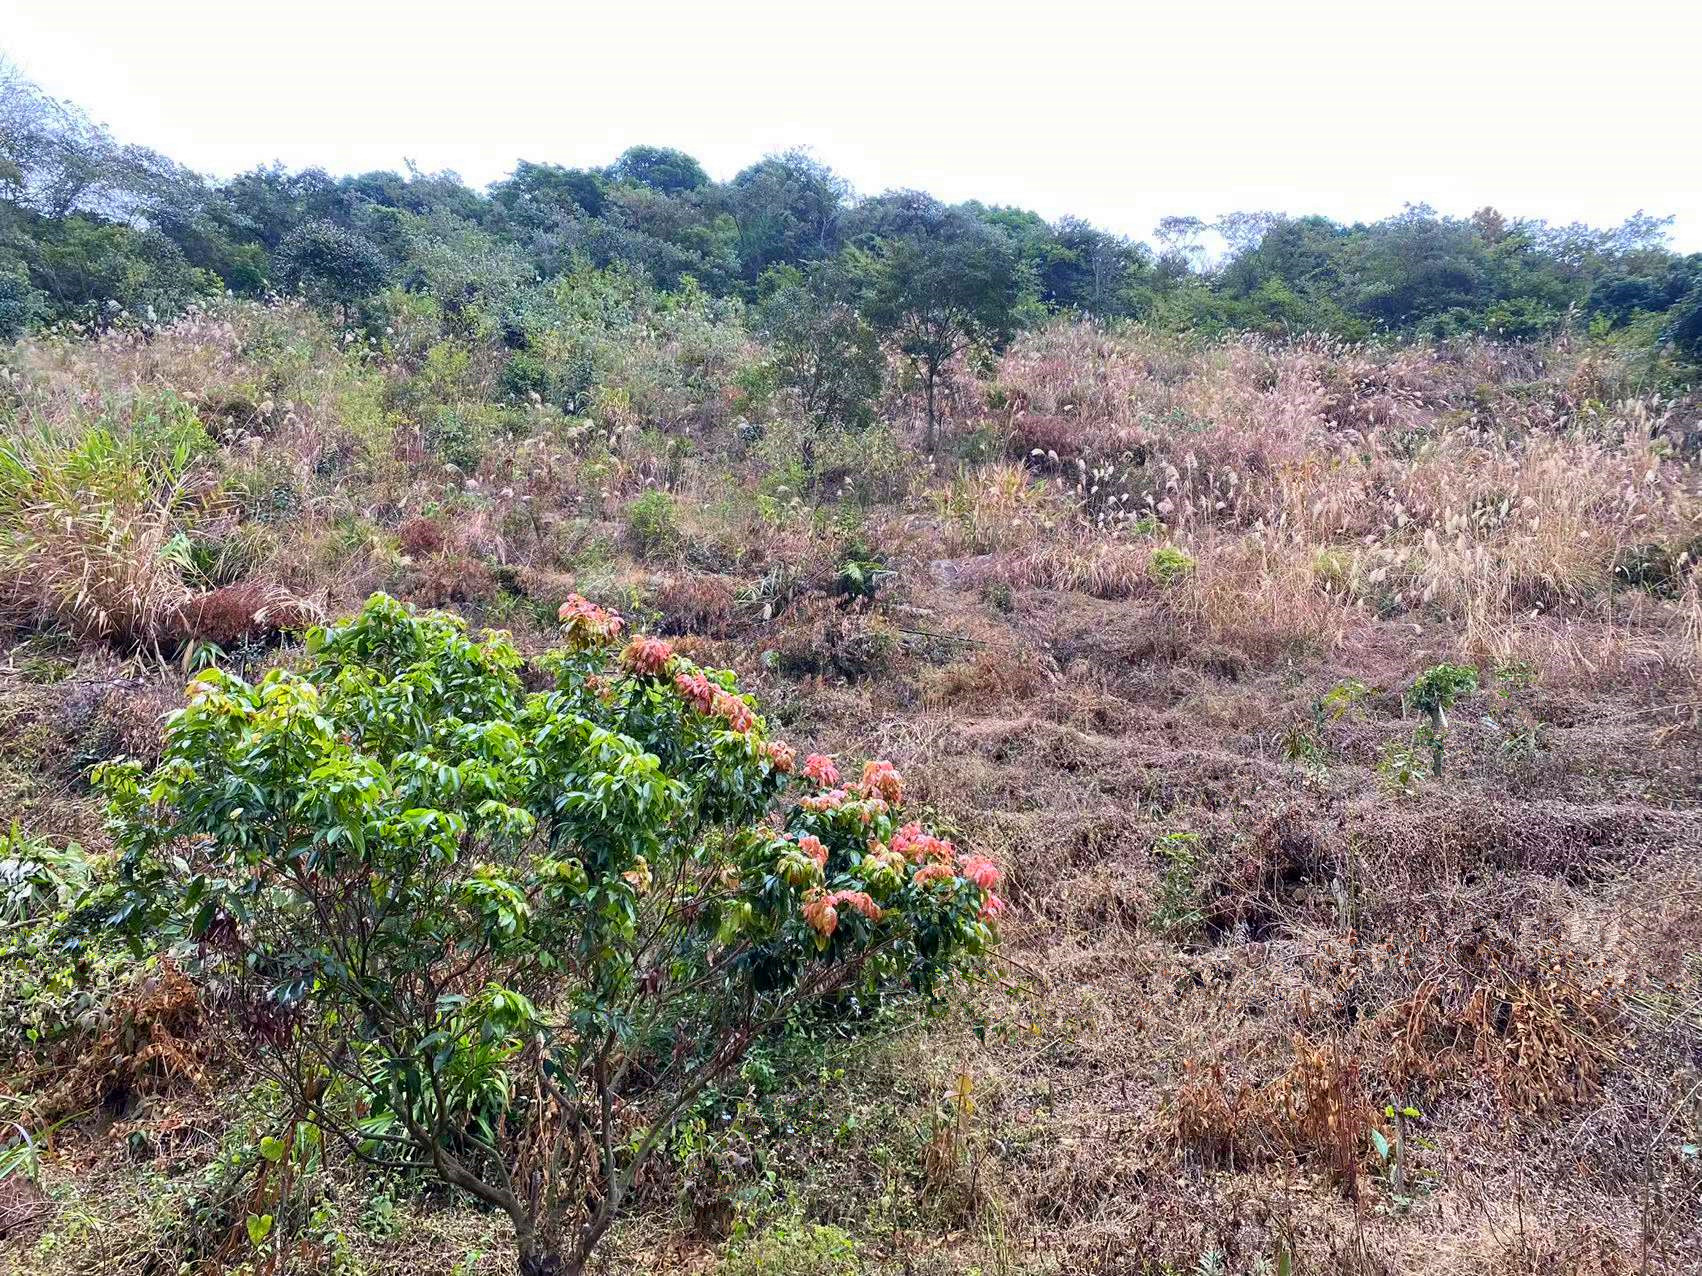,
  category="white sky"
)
[3,0,1700,250]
